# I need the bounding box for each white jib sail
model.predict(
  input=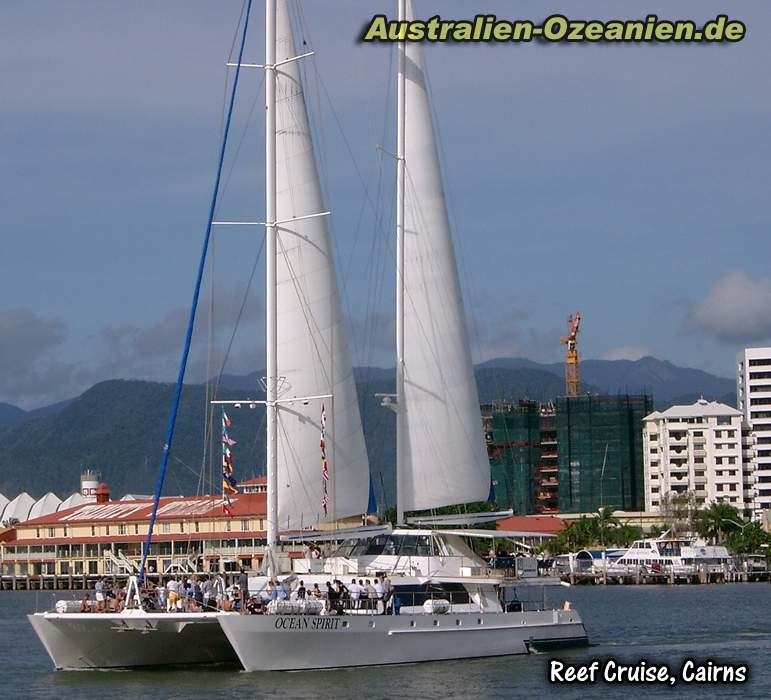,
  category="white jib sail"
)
[400,0,491,511]
[274,0,369,528]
